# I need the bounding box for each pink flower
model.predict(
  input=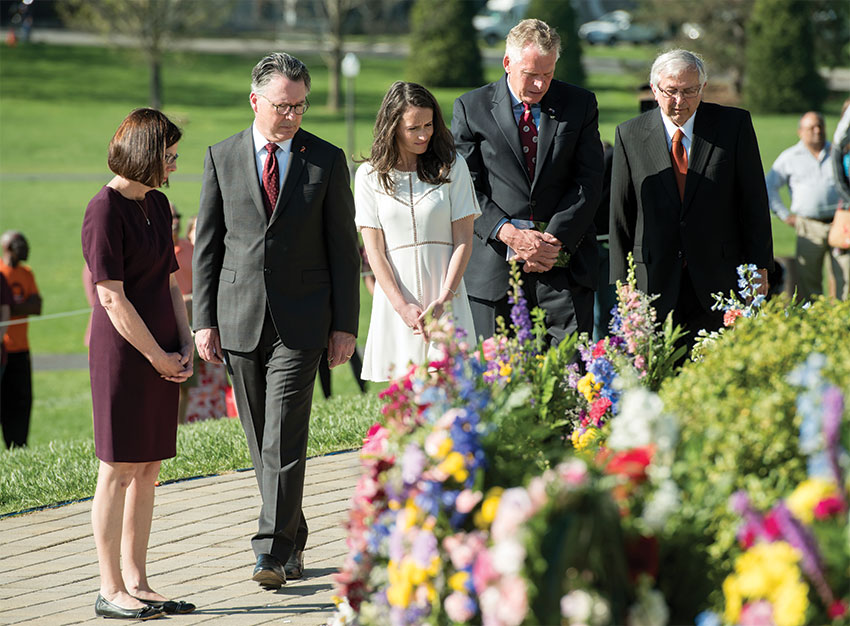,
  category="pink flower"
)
[557,459,588,486]
[361,423,389,458]
[481,336,507,361]
[762,510,782,540]
[592,340,607,358]
[445,591,476,622]
[589,397,612,425]
[494,575,529,626]
[724,308,743,327]
[813,496,843,520]
[444,532,487,570]
[491,487,533,542]
[739,600,774,625]
[456,489,483,514]
[472,549,499,594]
[829,601,848,618]
[634,354,646,371]
[527,476,548,509]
